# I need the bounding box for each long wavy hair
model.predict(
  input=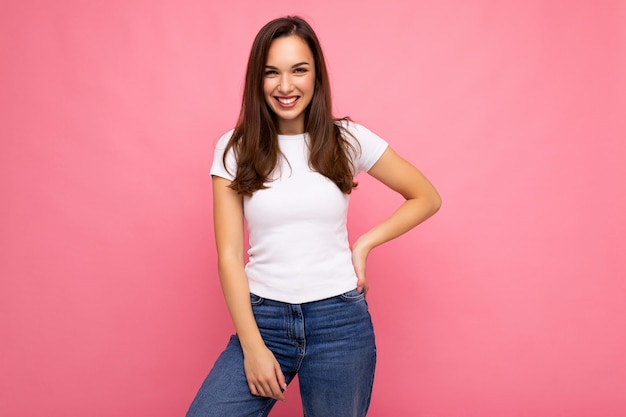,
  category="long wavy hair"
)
[224,16,358,196]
